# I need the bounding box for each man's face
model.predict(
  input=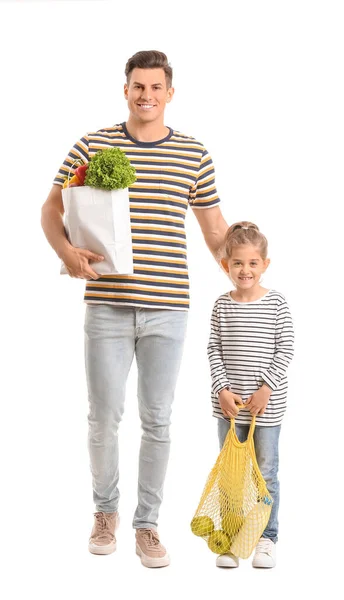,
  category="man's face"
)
[124,68,174,124]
